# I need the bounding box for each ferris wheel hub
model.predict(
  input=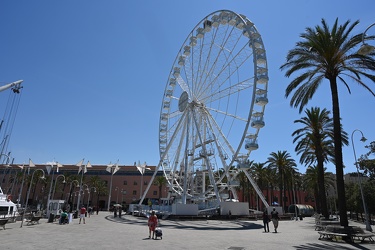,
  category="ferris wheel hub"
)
[178,91,189,112]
